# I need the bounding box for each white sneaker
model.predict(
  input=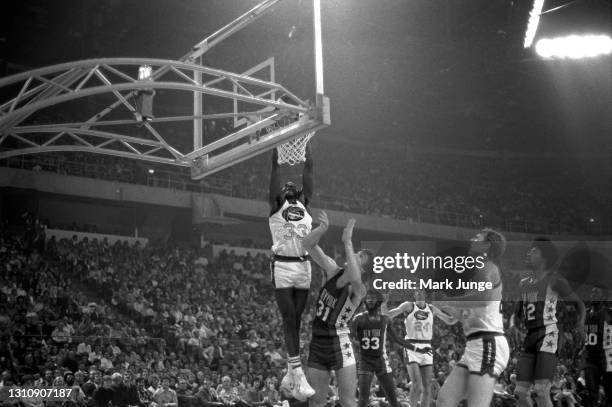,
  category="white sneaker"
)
[280,370,294,395]
[291,367,315,401]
